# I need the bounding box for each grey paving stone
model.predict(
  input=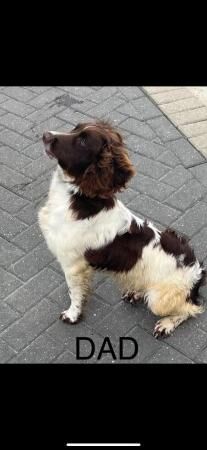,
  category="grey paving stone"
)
[28,88,64,108]
[9,331,65,364]
[160,165,192,188]
[117,86,144,100]
[5,267,63,313]
[193,301,207,333]
[0,93,11,103]
[22,129,44,142]
[71,100,97,113]
[167,139,205,168]
[0,99,35,117]
[46,320,106,362]
[0,108,7,116]
[190,227,207,261]
[126,134,165,159]
[116,102,144,118]
[126,149,143,166]
[26,104,65,124]
[1,86,35,102]
[9,241,54,281]
[84,295,112,326]
[21,141,43,160]
[20,155,56,179]
[165,179,205,211]
[102,111,127,125]
[165,321,207,358]
[48,282,69,307]
[200,283,207,299]
[0,113,33,134]
[0,146,32,170]
[0,237,25,269]
[117,188,139,205]
[129,153,170,180]
[156,150,181,167]
[0,339,17,363]
[26,86,51,94]
[128,194,180,226]
[121,97,162,121]
[129,173,175,202]
[172,202,207,237]
[1,298,60,351]
[15,204,38,225]
[203,193,207,204]
[57,108,90,124]
[0,302,20,332]
[148,116,181,141]
[190,163,207,188]
[0,210,27,239]
[16,173,51,201]
[53,350,78,364]
[120,118,156,140]
[11,223,43,252]
[123,326,163,363]
[95,279,122,306]
[94,302,141,342]
[86,86,118,103]
[196,346,207,363]
[60,86,95,98]
[49,93,83,109]
[98,328,159,364]
[28,117,65,140]
[87,97,124,119]
[92,271,107,289]
[49,259,63,275]
[0,267,22,301]
[147,346,194,364]
[0,129,32,151]
[0,186,28,214]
